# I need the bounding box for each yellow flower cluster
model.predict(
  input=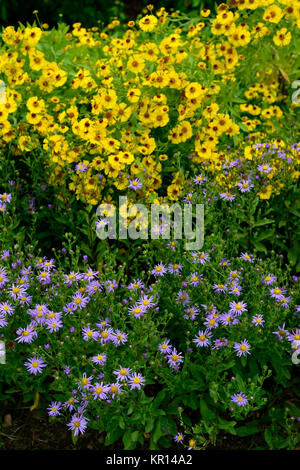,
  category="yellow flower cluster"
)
[0,1,299,206]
